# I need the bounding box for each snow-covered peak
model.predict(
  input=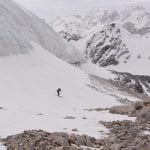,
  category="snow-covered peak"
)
[51,9,120,39]
[0,0,86,64]
[51,6,150,38]
[86,23,130,67]
[121,6,150,34]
